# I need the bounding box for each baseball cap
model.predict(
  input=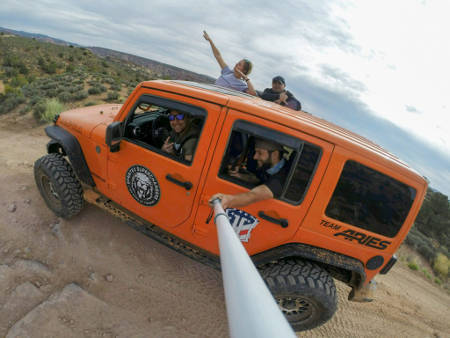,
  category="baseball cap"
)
[272,76,285,85]
[254,138,283,152]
